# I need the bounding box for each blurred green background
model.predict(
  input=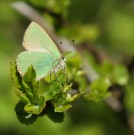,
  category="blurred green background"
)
[0,0,134,135]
